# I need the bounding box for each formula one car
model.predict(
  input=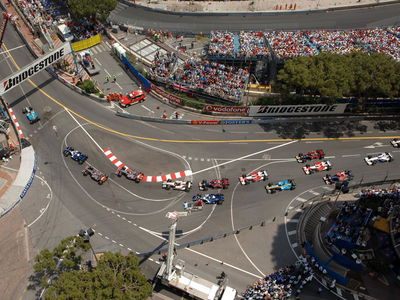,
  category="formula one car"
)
[63,146,88,164]
[302,161,332,175]
[265,179,296,193]
[239,170,268,185]
[192,193,224,205]
[364,152,393,165]
[295,149,325,163]
[183,200,204,211]
[162,179,192,191]
[82,166,108,185]
[119,89,146,108]
[115,166,144,183]
[198,178,229,191]
[391,139,400,148]
[323,170,353,185]
[22,106,40,124]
